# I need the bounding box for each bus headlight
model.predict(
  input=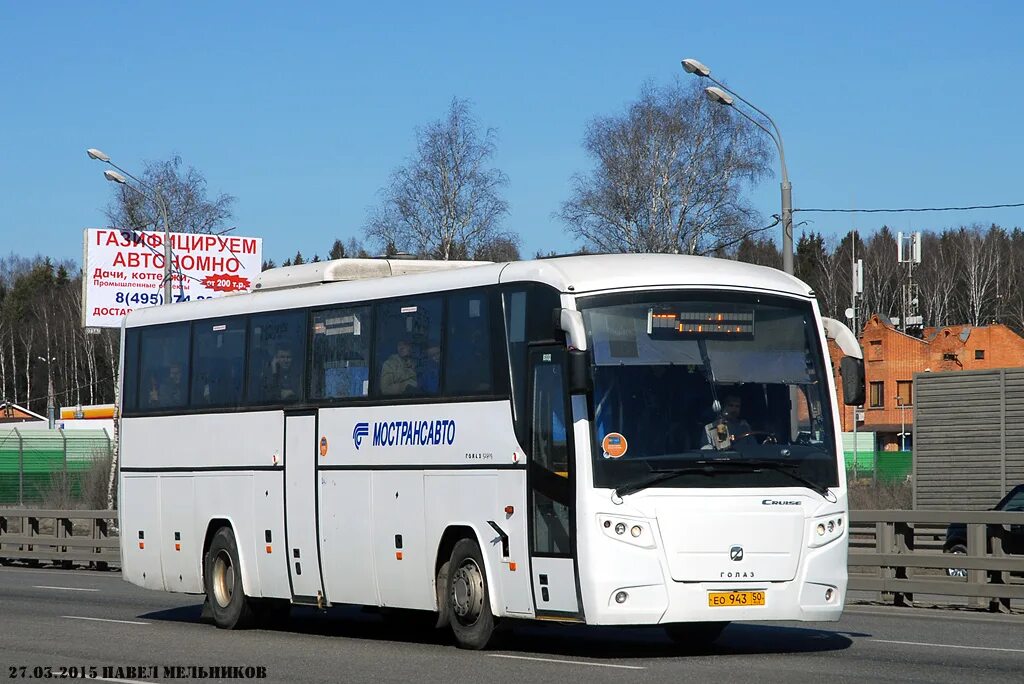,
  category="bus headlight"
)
[809,513,845,548]
[598,515,656,549]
